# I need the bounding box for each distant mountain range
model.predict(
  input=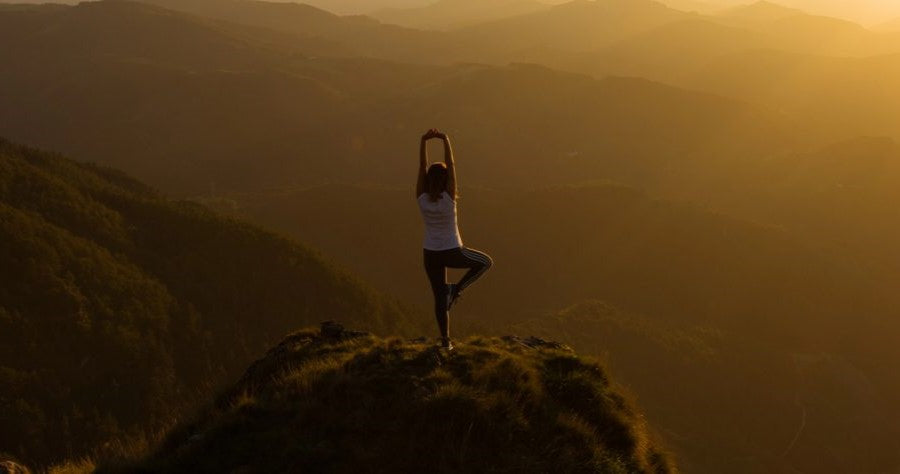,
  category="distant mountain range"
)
[720,0,804,22]
[657,0,726,14]
[0,1,795,196]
